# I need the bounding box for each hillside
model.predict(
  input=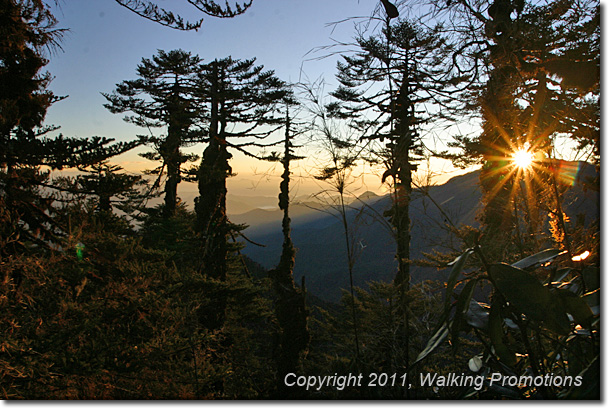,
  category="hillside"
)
[233,163,598,302]
[233,170,482,301]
